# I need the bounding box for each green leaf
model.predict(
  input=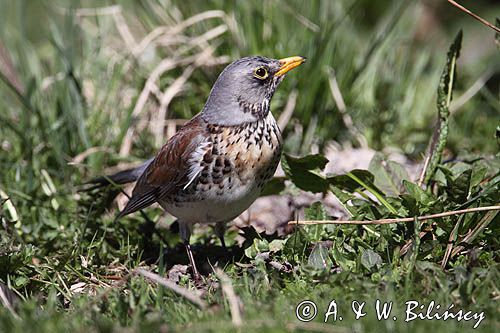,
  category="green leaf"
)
[470,165,488,189]
[403,180,437,207]
[0,244,35,276]
[281,153,329,193]
[244,238,270,259]
[14,275,29,288]
[283,228,310,261]
[407,216,421,272]
[361,248,382,270]
[329,169,375,192]
[331,242,355,271]
[268,239,285,253]
[446,168,471,203]
[283,153,328,170]
[368,153,410,196]
[329,185,354,205]
[260,177,286,196]
[448,162,471,177]
[330,170,398,214]
[307,242,332,270]
[400,194,419,216]
[304,202,328,242]
[329,185,359,216]
[304,201,328,220]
